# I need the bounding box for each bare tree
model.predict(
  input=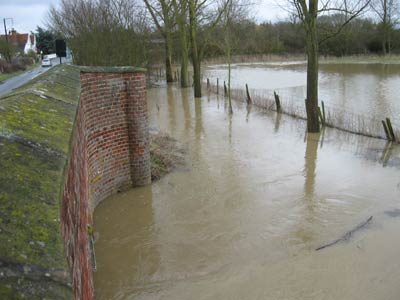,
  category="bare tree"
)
[220,0,251,114]
[0,40,16,62]
[143,0,175,82]
[224,0,234,114]
[172,0,190,87]
[370,0,399,55]
[48,0,150,66]
[288,0,370,133]
[188,0,230,98]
